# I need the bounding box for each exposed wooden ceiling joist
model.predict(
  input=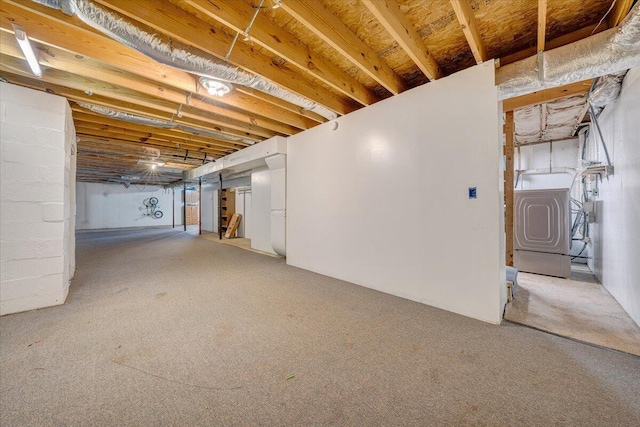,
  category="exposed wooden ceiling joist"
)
[93,0,357,116]
[450,0,488,64]
[74,122,231,156]
[0,0,620,185]
[608,0,634,27]
[0,32,298,137]
[181,0,377,107]
[0,0,320,131]
[502,80,592,112]
[538,0,547,52]
[0,70,251,152]
[1,54,269,141]
[361,0,442,81]
[499,23,610,66]
[281,0,407,95]
[72,111,235,152]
